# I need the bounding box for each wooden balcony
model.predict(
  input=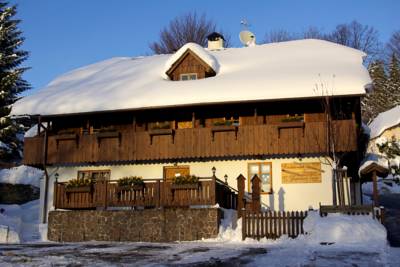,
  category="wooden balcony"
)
[53,177,238,210]
[24,120,357,165]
